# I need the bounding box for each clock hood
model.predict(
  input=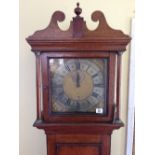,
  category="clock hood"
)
[26,3,131,52]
